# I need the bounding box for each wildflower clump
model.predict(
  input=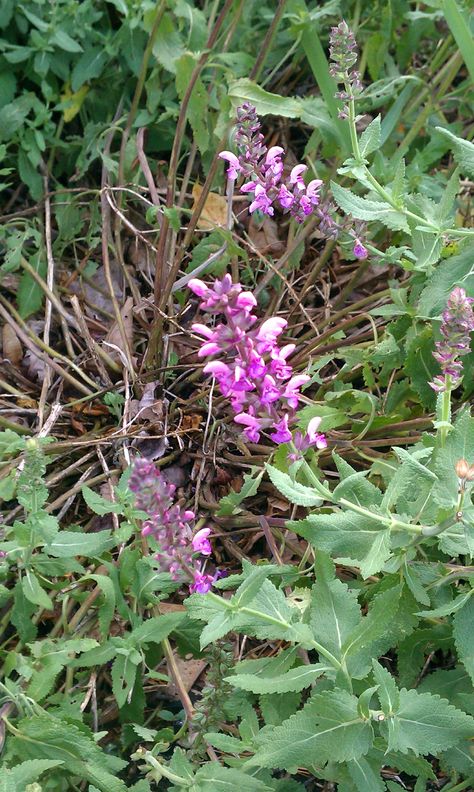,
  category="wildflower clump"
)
[129,458,217,593]
[189,274,326,451]
[430,287,474,392]
[219,102,322,223]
